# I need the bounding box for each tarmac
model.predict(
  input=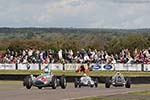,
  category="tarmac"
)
[0,83,150,100]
